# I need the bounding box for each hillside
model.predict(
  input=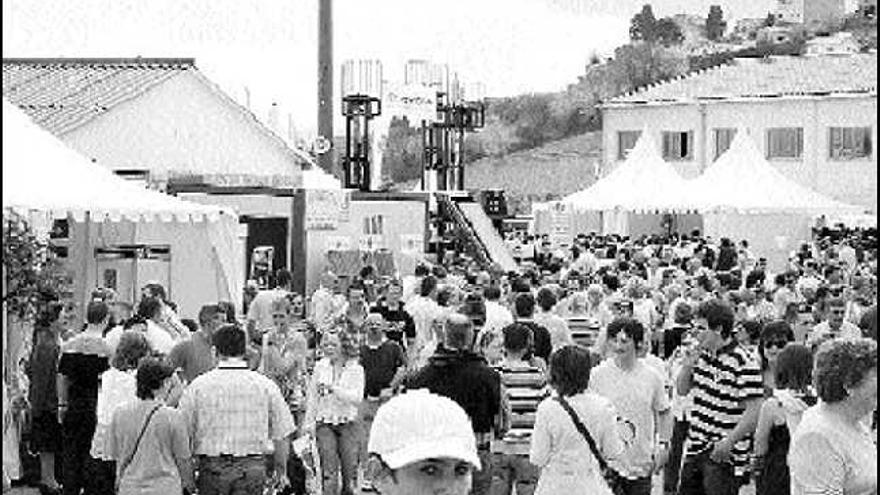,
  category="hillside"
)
[465,132,602,214]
